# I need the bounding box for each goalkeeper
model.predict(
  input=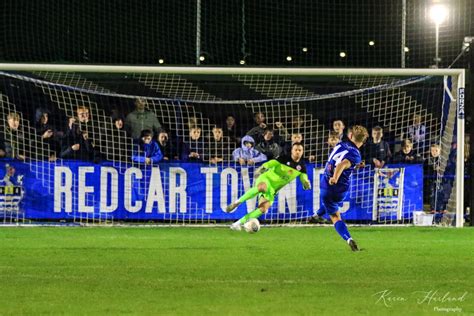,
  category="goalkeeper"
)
[225,142,311,230]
